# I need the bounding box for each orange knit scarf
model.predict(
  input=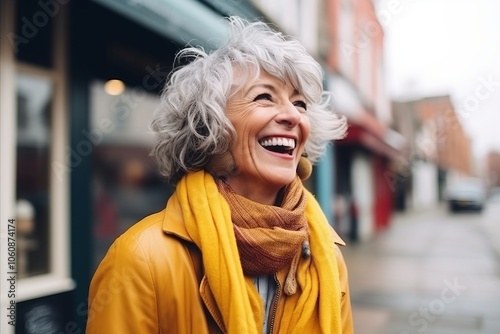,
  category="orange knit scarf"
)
[217,178,307,277]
